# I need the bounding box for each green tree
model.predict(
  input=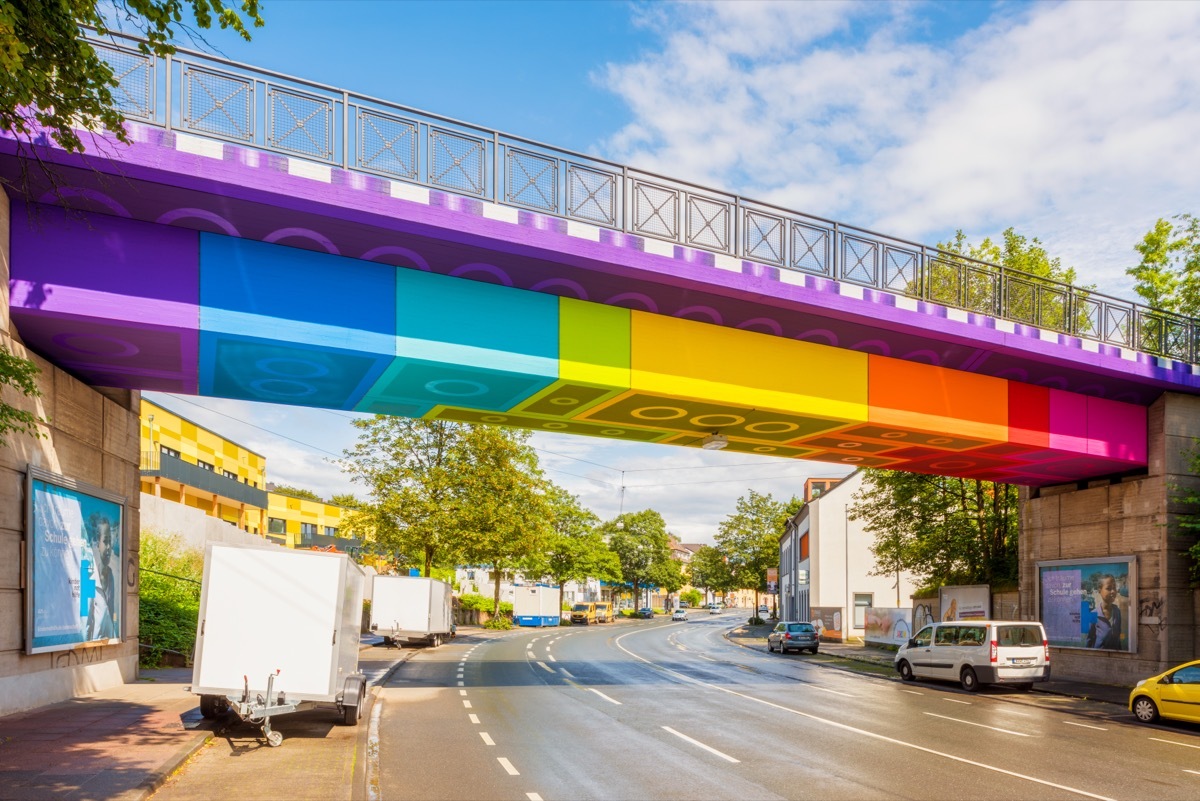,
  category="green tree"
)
[536,483,619,612]
[339,417,472,577]
[849,469,1018,592]
[330,493,364,509]
[137,530,202,668]
[688,544,734,603]
[1128,214,1200,316]
[455,427,553,616]
[931,228,1085,332]
[1,0,264,157]
[715,490,792,612]
[603,510,671,609]
[0,345,43,445]
[270,484,322,502]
